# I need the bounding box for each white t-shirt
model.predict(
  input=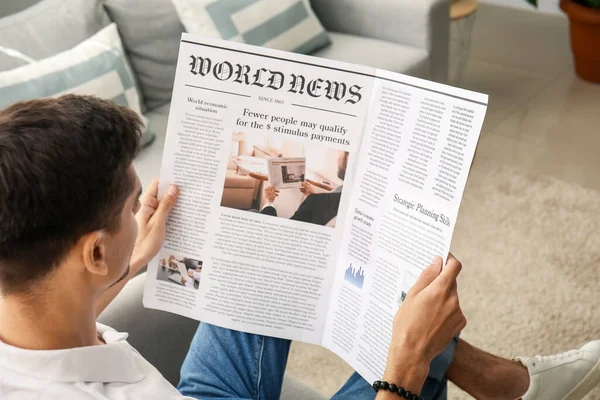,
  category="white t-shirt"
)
[0,323,193,399]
